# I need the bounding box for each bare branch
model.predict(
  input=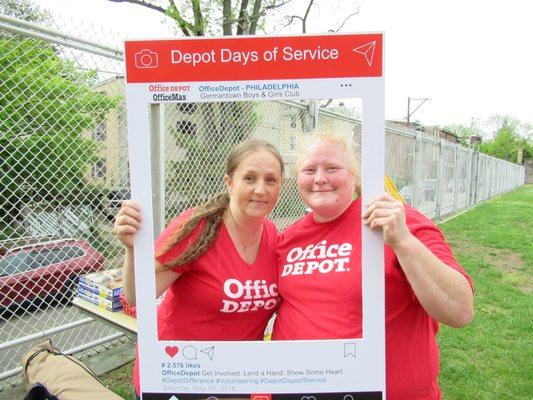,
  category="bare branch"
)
[224,10,266,26]
[301,0,314,33]
[279,0,314,33]
[106,0,166,14]
[265,0,295,10]
[330,9,359,32]
[286,15,303,23]
[274,14,301,33]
